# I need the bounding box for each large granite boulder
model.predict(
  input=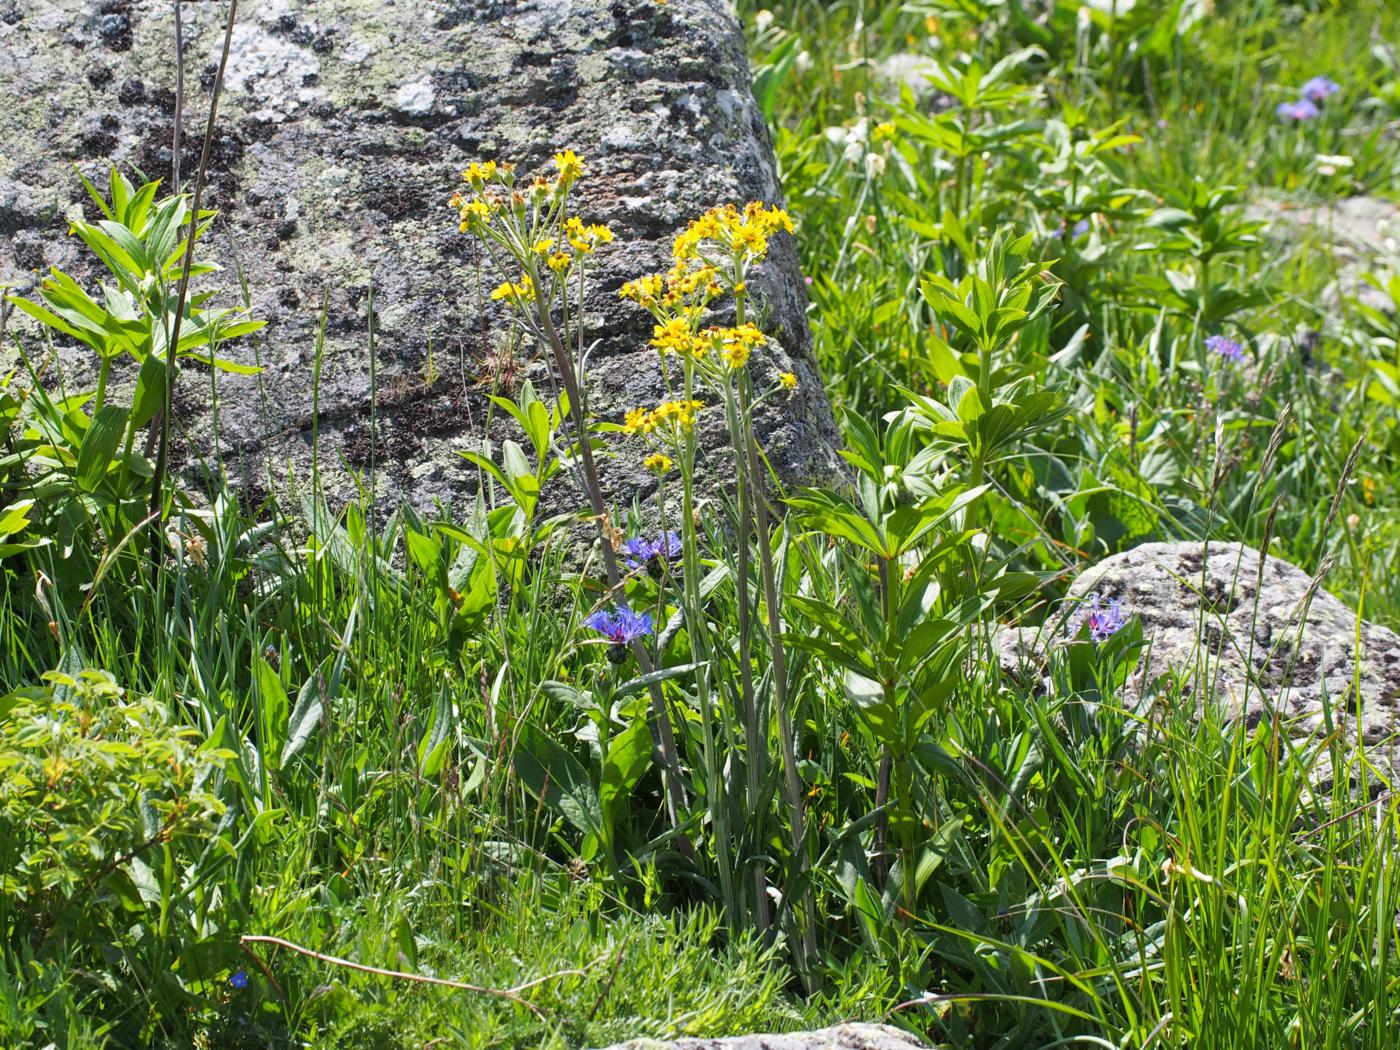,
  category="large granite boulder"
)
[1001,542,1400,779]
[0,0,840,513]
[597,1023,929,1050]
